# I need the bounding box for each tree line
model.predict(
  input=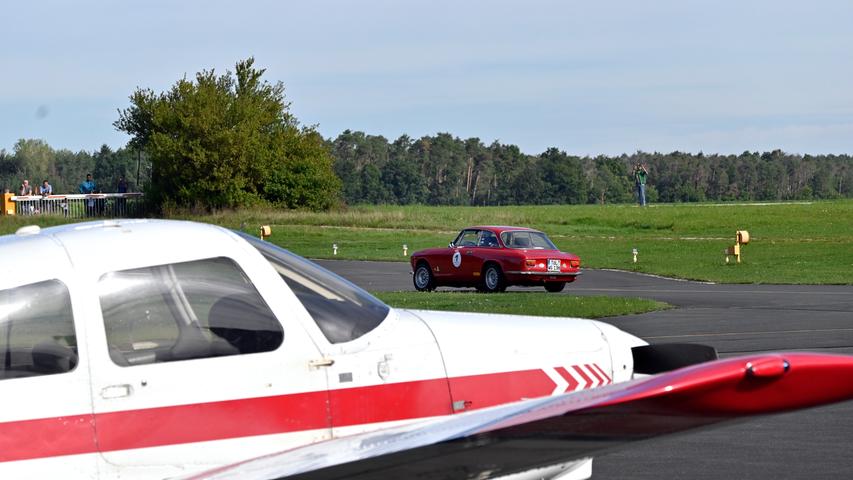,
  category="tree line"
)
[0,139,149,195]
[4,132,851,207]
[2,57,850,209]
[329,130,852,205]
